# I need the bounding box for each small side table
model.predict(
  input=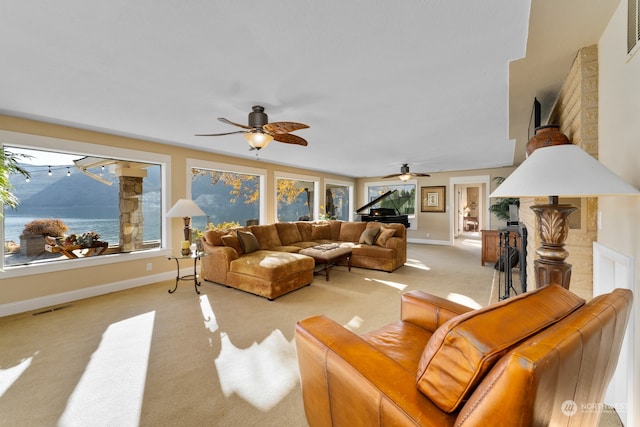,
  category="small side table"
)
[167,252,207,294]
